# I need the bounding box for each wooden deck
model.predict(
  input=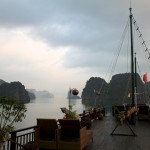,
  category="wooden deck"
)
[85,116,150,150]
[23,114,150,150]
